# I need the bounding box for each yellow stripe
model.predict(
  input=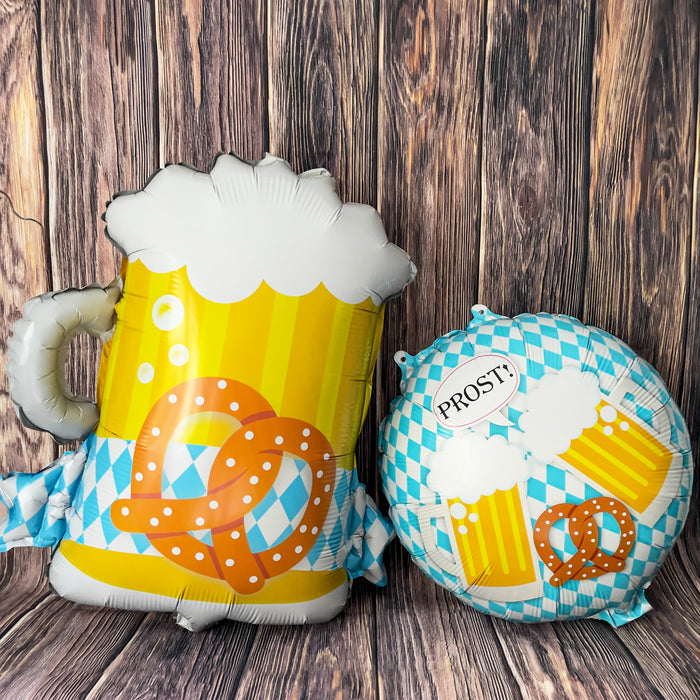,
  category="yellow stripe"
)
[329,300,379,466]
[506,487,528,573]
[470,501,490,579]
[565,447,639,502]
[98,262,158,438]
[220,282,275,393]
[280,287,339,424]
[597,422,671,472]
[259,293,300,413]
[359,305,385,426]
[59,540,347,605]
[315,302,354,451]
[577,434,649,486]
[488,493,510,575]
